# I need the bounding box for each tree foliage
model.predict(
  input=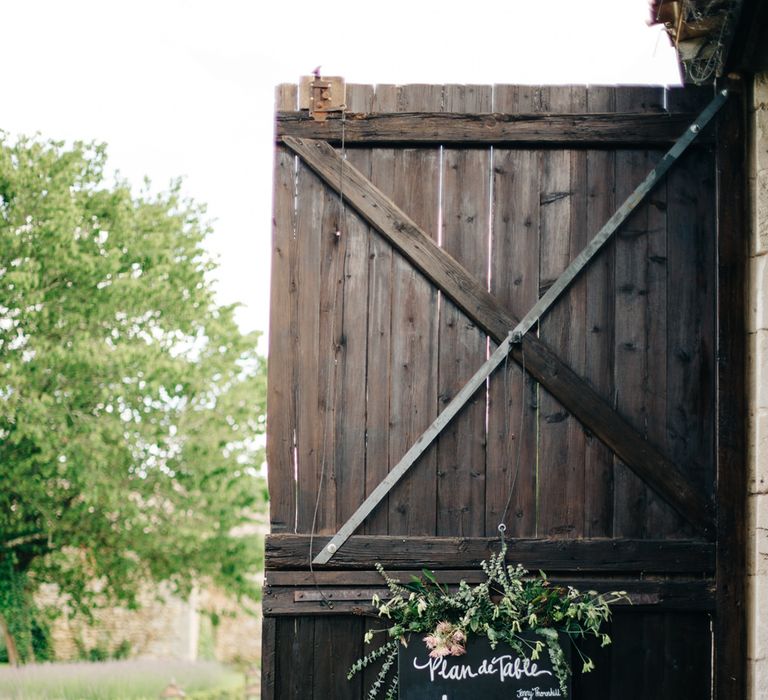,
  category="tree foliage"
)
[0,135,266,661]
